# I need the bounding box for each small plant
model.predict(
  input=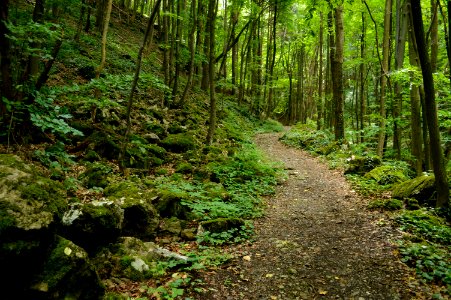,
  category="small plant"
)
[367,199,403,211]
